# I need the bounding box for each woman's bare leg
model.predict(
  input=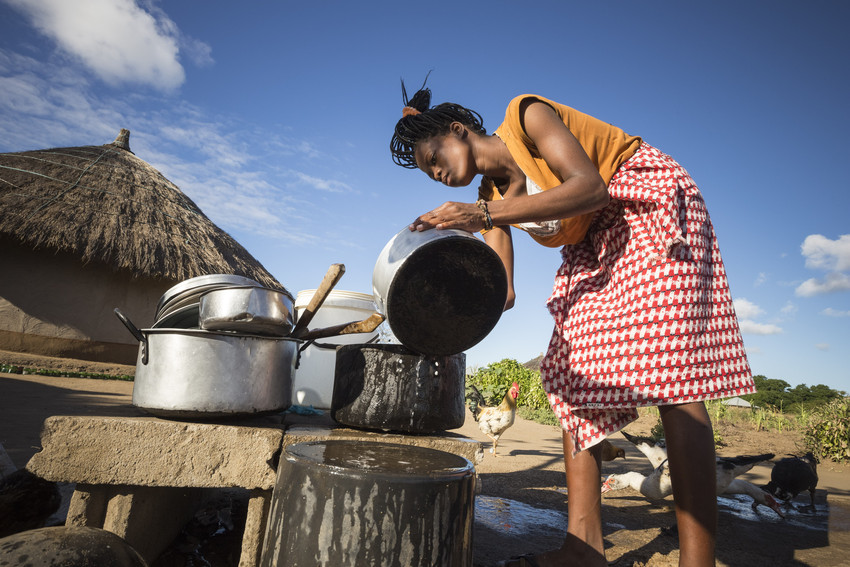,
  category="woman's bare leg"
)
[659,401,717,567]
[521,432,606,566]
